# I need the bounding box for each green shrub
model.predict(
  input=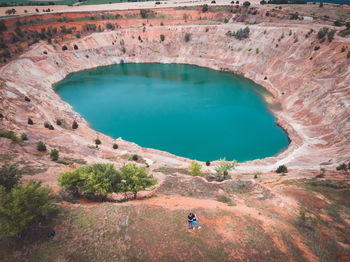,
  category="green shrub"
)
[341,46,346,52]
[217,195,233,205]
[0,129,21,142]
[233,27,250,40]
[243,1,250,7]
[58,163,122,200]
[106,22,115,30]
[205,27,209,32]
[113,143,118,149]
[37,141,47,152]
[206,160,211,166]
[132,154,139,161]
[317,27,328,39]
[120,163,157,199]
[188,161,202,176]
[160,34,165,42]
[202,4,208,12]
[62,45,67,51]
[72,120,78,129]
[224,18,229,23]
[56,119,62,126]
[327,29,336,42]
[314,46,320,51]
[334,20,343,27]
[336,163,348,172]
[50,148,59,161]
[185,33,190,42]
[21,133,28,141]
[73,44,78,50]
[95,138,101,145]
[140,9,149,18]
[215,158,237,180]
[0,180,57,237]
[24,96,30,102]
[276,165,288,173]
[28,117,33,125]
[0,163,21,191]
